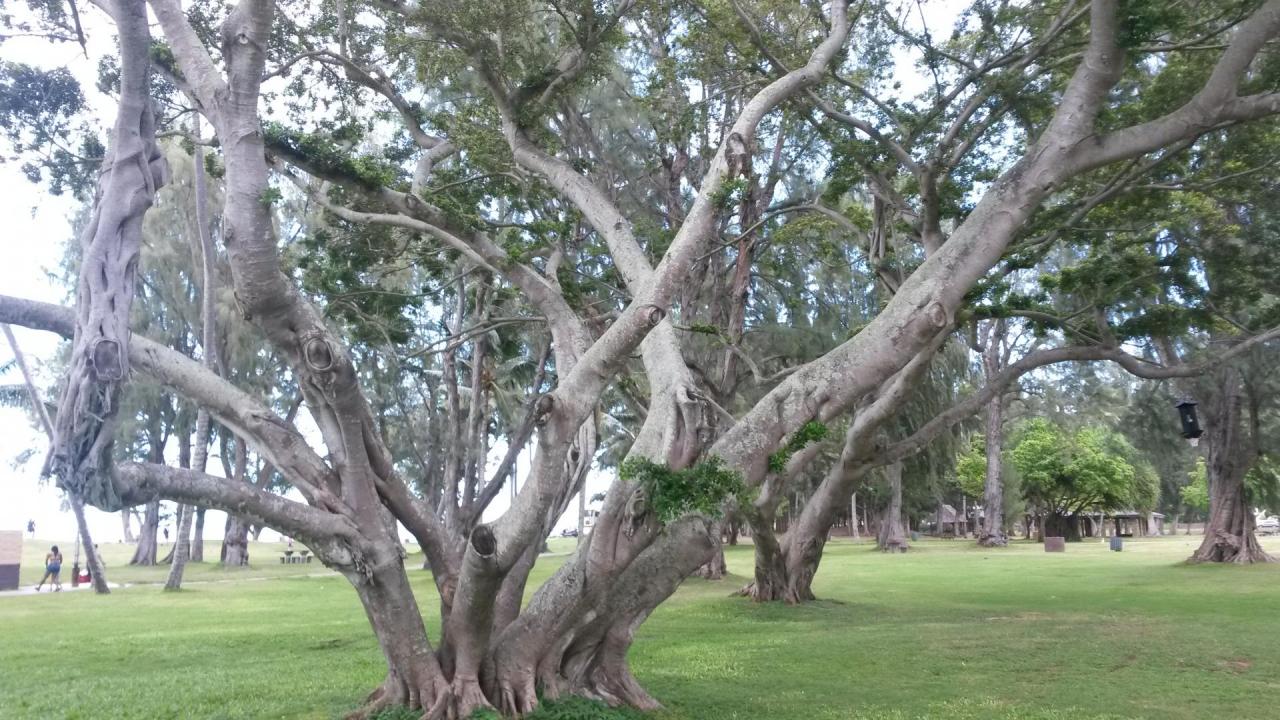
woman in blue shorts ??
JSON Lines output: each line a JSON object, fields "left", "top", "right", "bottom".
{"left": 36, "top": 545, "right": 62, "bottom": 592}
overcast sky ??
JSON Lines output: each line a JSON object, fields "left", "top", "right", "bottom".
{"left": 0, "top": 1, "right": 961, "bottom": 550}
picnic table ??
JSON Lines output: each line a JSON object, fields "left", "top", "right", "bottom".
{"left": 279, "top": 549, "right": 313, "bottom": 564}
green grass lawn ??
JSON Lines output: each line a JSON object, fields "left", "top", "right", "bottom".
{"left": 1, "top": 534, "right": 1278, "bottom": 719}
{"left": 14, "top": 536, "right": 583, "bottom": 587}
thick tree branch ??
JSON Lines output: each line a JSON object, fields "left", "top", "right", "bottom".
{"left": 1068, "top": 0, "right": 1280, "bottom": 173}
{"left": 882, "top": 326, "right": 1280, "bottom": 465}
{"left": 116, "top": 462, "right": 359, "bottom": 549}
{"left": 0, "top": 294, "right": 341, "bottom": 509}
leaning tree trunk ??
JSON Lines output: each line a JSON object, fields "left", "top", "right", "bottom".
{"left": 877, "top": 462, "right": 909, "bottom": 552}
{"left": 1, "top": 323, "right": 110, "bottom": 594}
{"left": 1189, "top": 367, "right": 1274, "bottom": 564}
{"left": 70, "top": 494, "right": 110, "bottom": 594}
{"left": 164, "top": 503, "right": 194, "bottom": 588}
{"left": 765, "top": 457, "right": 876, "bottom": 603}
{"left": 977, "top": 395, "right": 1008, "bottom": 547}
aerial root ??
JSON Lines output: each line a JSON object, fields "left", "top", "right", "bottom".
{"left": 346, "top": 667, "right": 452, "bottom": 720}
{"left": 497, "top": 674, "right": 539, "bottom": 718}
{"left": 448, "top": 676, "right": 494, "bottom": 720}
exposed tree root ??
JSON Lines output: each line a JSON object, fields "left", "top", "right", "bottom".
{"left": 1189, "top": 531, "right": 1276, "bottom": 564}
{"left": 578, "top": 664, "right": 663, "bottom": 711}
{"left": 495, "top": 672, "right": 539, "bottom": 718}
{"left": 976, "top": 533, "right": 1008, "bottom": 548}
{"left": 346, "top": 668, "right": 451, "bottom": 720}
{"left": 735, "top": 579, "right": 812, "bottom": 604}
{"left": 449, "top": 676, "right": 493, "bottom": 719}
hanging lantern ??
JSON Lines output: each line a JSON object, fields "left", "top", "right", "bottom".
{"left": 1175, "top": 399, "right": 1203, "bottom": 447}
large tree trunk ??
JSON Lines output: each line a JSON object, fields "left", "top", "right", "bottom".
{"left": 766, "top": 461, "right": 875, "bottom": 604}
{"left": 977, "top": 396, "right": 1007, "bottom": 547}
{"left": 741, "top": 511, "right": 787, "bottom": 600}
{"left": 976, "top": 319, "right": 1008, "bottom": 547}
{"left": 877, "top": 462, "right": 909, "bottom": 552}
{"left": 221, "top": 515, "right": 251, "bottom": 567}
{"left": 339, "top": 538, "right": 452, "bottom": 720}
{"left": 1189, "top": 367, "right": 1274, "bottom": 564}
{"left": 487, "top": 516, "right": 717, "bottom": 715}
{"left": 130, "top": 499, "right": 160, "bottom": 565}
{"left": 1044, "top": 512, "right": 1081, "bottom": 541}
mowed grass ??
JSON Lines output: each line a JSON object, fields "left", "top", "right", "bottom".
{"left": 1, "top": 534, "right": 1278, "bottom": 719}
{"left": 15, "top": 537, "right": 581, "bottom": 587}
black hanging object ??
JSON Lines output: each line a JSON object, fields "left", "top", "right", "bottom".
{"left": 1175, "top": 399, "right": 1203, "bottom": 445}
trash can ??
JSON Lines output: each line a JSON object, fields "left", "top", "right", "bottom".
{"left": 910, "top": 531, "right": 920, "bottom": 542}
{"left": 1109, "top": 536, "right": 1123, "bottom": 552}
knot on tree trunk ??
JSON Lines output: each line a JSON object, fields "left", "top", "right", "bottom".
{"left": 644, "top": 305, "right": 666, "bottom": 327}
{"left": 469, "top": 524, "right": 497, "bottom": 558}
{"left": 302, "top": 332, "right": 336, "bottom": 371}
{"left": 534, "top": 393, "right": 556, "bottom": 425}
{"left": 622, "top": 485, "right": 649, "bottom": 538}
{"left": 89, "top": 338, "right": 126, "bottom": 382}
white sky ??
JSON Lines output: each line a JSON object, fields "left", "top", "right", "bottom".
{"left": 0, "top": 1, "right": 962, "bottom": 547}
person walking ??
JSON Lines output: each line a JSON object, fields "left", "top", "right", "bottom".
{"left": 26, "top": 519, "right": 34, "bottom": 537}
{"left": 35, "top": 545, "right": 63, "bottom": 592}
